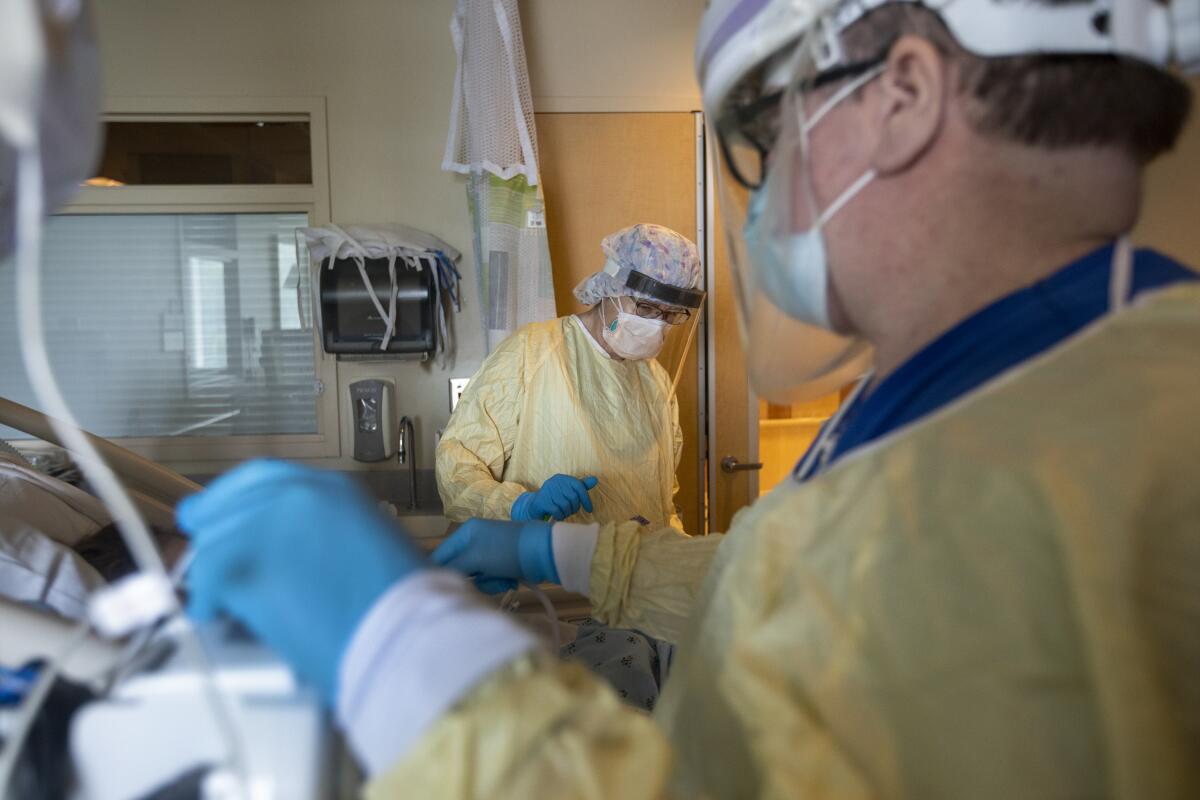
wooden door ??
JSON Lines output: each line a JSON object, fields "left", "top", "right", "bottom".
{"left": 536, "top": 112, "right": 705, "bottom": 534}
{"left": 705, "top": 187, "right": 755, "bottom": 534}
{"left": 704, "top": 148, "right": 847, "bottom": 533}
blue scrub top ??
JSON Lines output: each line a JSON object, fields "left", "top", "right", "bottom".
{"left": 798, "top": 244, "right": 1198, "bottom": 480}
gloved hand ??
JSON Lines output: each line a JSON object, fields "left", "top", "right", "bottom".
{"left": 432, "top": 518, "right": 556, "bottom": 594}
{"left": 510, "top": 474, "right": 599, "bottom": 521}
{"left": 177, "top": 459, "right": 427, "bottom": 704}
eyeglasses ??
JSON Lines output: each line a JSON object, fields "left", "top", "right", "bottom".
{"left": 633, "top": 300, "right": 692, "bottom": 325}
{"left": 718, "top": 56, "right": 887, "bottom": 191}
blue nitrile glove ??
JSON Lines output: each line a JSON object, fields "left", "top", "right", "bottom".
{"left": 510, "top": 474, "right": 599, "bottom": 521}
{"left": 432, "top": 519, "right": 556, "bottom": 594}
{"left": 177, "top": 460, "right": 427, "bottom": 705}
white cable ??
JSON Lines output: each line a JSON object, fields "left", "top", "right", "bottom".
{"left": 15, "top": 147, "right": 163, "bottom": 576}
{"left": 329, "top": 224, "right": 396, "bottom": 351}
{"left": 385, "top": 253, "right": 398, "bottom": 350}
{"left": 13, "top": 145, "right": 251, "bottom": 793}
{"left": 519, "top": 581, "right": 562, "bottom": 650}
{"left": 0, "top": 620, "right": 90, "bottom": 796}
{"left": 292, "top": 228, "right": 311, "bottom": 330}
{"left": 171, "top": 546, "right": 196, "bottom": 587}
{"left": 424, "top": 253, "right": 449, "bottom": 364}
{"left": 296, "top": 272, "right": 307, "bottom": 331}
{"left": 498, "top": 588, "right": 518, "bottom": 613}
{"left": 1109, "top": 236, "right": 1134, "bottom": 312}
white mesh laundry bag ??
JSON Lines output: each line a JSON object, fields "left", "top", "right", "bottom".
{"left": 466, "top": 174, "right": 557, "bottom": 352}
{"left": 443, "top": 0, "right": 538, "bottom": 183}
{"left": 444, "top": 0, "right": 557, "bottom": 354}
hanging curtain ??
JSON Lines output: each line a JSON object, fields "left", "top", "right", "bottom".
{"left": 443, "top": 0, "right": 557, "bottom": 354}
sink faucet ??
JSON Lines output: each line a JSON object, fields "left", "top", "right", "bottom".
{"left": 398, "top": 415, "right": 417, "bottom": 511}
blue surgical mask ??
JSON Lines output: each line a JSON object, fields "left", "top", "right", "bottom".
{"left": 743, "top": 169, "right": 874, "bottom": 329}
{"left": 743, "top": 187, "right": 832, "bottom": 328}
{"left": 740, "top": 66, "right": 882, "bottom": 331}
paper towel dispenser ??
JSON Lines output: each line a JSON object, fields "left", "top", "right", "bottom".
{"left": 318, "top": 256, "right": 436, "bottom": 357}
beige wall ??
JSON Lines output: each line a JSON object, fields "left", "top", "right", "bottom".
{"left": 92, "top": 0, "right": 705, "bottom": 475}
{"left": 524, "top": 0, "right": 703, "bottom": 111}
{"left": 1135, "top": 75, "right": 1200, "bottom": 263}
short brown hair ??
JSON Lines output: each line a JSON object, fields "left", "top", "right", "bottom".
{"left": 842, "top": 2, "right": 1193, "bottom": 162}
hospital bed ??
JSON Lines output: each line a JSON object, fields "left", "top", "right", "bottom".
{"left": 0, "top": 397, "right": 347, "bottom": 799}
{"left": 0, "top": 396, "right": 586, "bottom": 798}
{"left": 0, "top": 396, "right": 200, "bottom": 529}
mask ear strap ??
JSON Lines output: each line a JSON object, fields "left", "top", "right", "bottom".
{"left": 815, "top": 168, "right": 876, "bottom": 227}
{"left": 802, "top": 64, "right": 884, "bottom": 132}
{"left": 606, "top": 297, "right": 622, "bottom": 329}
{"left": 1108, "top": 236, "right": 1134, "bottom": 311}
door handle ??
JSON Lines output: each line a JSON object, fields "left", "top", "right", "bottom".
{"left": 721, "top": 456, "right": 764, "bottom": 474}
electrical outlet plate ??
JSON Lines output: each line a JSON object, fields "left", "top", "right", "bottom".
{"left": 450, "top": 378, "right": 470, "bottom": 412}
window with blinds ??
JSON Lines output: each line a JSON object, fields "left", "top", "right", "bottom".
{"left": 0, "top": 212, "right": 319, "bottom": 440}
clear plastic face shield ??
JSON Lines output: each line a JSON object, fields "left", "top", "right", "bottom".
{"left": 599, "top": 269, "right": 706, "bottom": 396}
{"left": 712, "top": 22, "right": 880, "bottom": 403}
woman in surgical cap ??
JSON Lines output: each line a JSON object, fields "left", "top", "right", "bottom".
{"left": 434, "top": 222, "right": 704, "bottom": 533}
{"left": 432, "top": 223, "right": 704, "bottom": 710}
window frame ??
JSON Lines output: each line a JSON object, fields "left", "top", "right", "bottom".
{"left": 54, "top": 96, "right": 339, "bottom": 462}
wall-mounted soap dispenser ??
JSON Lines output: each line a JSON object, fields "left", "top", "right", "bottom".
{"left": 349, "top": 379, "right": 396, "bottom": 462}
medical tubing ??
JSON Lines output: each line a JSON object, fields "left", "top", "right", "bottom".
{"left": 0, "top": 620, "right": 91, "bottom": 796}
{"left": 520, "top": 581, "right": 562, "bottom": 650}
{"left": 16, "top": 146, "right": 162, "bottom": 576}
{"left": 103, "top": 621, "right": 160, "bottom": 694}
{"left": 497, "top": 583, "right": 561, "bottom": 649}
{"left": 14, "top": 146, "right": 251, "bottom": 791}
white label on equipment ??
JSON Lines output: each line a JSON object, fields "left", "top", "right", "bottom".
{"left": 525, "top": 209, "right": 546, "bottom": 229}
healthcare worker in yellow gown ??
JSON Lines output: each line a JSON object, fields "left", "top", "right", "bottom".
{"left": 436, "top": 222, "right": 704, "bottom": 531}
{"left": 181, "top": 0, "right": 1200, "bottom": 796}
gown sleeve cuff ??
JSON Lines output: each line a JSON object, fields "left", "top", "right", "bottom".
{"left": 336, "top": 569, "right": 540, "bottom": 776}
{"left": 551, "top": 522, "right": 599, "bottom": 596}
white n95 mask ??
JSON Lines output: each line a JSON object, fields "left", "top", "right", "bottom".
{"left": 602, "top": 300, "right": 669, "bottom": 360}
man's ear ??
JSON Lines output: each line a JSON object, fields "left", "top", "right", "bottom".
{"left": 870, "top": 35, "right": 949, "bottom": 175}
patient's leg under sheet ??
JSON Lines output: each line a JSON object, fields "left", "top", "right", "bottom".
{"left": 560, "top": 620, "right": 674, "bottom": 713}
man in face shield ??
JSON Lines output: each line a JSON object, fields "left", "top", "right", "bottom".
{"left": 179, "top": 0, "right": 1200, "bottom": 796}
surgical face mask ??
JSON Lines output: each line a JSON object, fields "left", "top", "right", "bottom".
{"left": 741, "top": 66, "right": 881, "bottom": 330}
{"left": 601, "top": 299, "right": 670, "bottom": 360}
